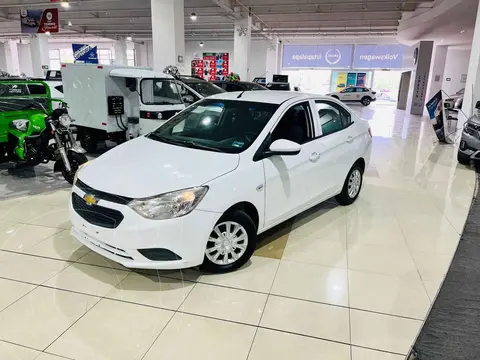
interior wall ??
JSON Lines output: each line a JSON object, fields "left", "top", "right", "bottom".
{"left": 18, "top": 43, "right": 33, "bottom": 76}
{"left": 184, "top": 39, "right": 268, "bottom": 79}
{"left": 0, "top": 44, "right": 7, "bottom": 72}
{"left": 442, "top": 47, "right": 471, "bottom": 95}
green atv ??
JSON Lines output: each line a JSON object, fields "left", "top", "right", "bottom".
{"left": 0, "top": 80, "right": 88, "bottom": 184}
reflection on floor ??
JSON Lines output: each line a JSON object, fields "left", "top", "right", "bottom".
{"left": 0, "top": 104, "right": 476, "bottom": 360}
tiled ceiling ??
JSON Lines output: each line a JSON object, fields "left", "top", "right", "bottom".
{"left": 0, "top": 0, "right": 434, "bottom": 41}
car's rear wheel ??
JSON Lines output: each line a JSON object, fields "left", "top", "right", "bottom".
{"left": 336, "top": 164, "right": 363, "bottom": 206}
{"left": 200, "top": 210, "right": 257, "bottom": 273}
{"left": 361, "top": 97, "right": 372, "bottom": 106}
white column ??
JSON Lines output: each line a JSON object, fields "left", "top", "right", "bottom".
{"left": 265, "top": 37, "right": 279, "bottom": 83}
{"left": 18, "top": 43, "right": 33, "bottom": 77}
{"left": 151, "top": 0, "right": 185, "bottom": 72}
{"left": 408, "top": 41, "right": 434, "bottom": 115}
{"left": 462, "top": 0, "right": 480, "bottom": 126}
{"left": 234, "top": 15, "right": 252, "bottom": 81}
{"left": 30, "top": 34, "right": 49, "bottom": 77}
{"left": 426, "top": 44, "right": 448, "bottom": 100}
{"left": 4, "top": 40, "right": 20, "bottom": 75}
{"left": 134, "top": 43, "right": 148, "bottom": 67}
{"left": 114, "top": 37, "right": 128, "bottom": 66}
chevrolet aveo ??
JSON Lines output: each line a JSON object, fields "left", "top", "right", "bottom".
{"left": 70, "top": 91, "right": 372, "bottom": 273}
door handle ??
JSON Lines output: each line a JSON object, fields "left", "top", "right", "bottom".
{"left": 309, "top": 152, "right": 320, "bottom": 163}
{"left": 347, "top": 136, "right": 354, "bottom": 144}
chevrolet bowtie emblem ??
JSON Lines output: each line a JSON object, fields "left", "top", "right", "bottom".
{"left": 83, "top": 194, "right": 98, "bottom": 206}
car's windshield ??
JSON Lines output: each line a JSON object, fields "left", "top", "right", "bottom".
{"left": 141, "top": 79, "right": 183, "bottom": 105}
{"left": 182, "top": 80, "right": 226, "bottom": 97}
{"left": 147, "top": 99, "right": 279, "bottom": 154}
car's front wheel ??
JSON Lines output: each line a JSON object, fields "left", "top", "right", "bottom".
{"left": 336, "top": 164, "right": 364, "bottom": 205}
{"left": 457, "top": 151, "right": 471, "bottom": 165}
{"left": 361, "top": 97, "right": 372, "bottom": 106}
{"left": 200, "top": 210, "right": 257, "bottom": 273}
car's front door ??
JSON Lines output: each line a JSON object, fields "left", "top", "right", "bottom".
{"left": 340, "top": 87, "right": 355, "bottom": 101}
{"left": 262, "top": 101, "right": 324, "bottom": 227}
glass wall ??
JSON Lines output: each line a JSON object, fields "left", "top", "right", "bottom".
{"left": 282, "top": 69, "right": 331, "bottom": 94}
{"left": 372, "top": 70, "right": 402, "bottom": 103}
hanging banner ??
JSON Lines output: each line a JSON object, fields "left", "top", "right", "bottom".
{"left": 72, "top": 44, "right": 99, "bottom": 64}
{"left": 20, "top": 8, "right": 59, "bottom": 34}
{"left": 282, "top": 45, "right": 353, "bottom": 69}
{"left": 347, "top": 73, "right": 357, "bottom": 87}
{"left": 354, "top": 44, "right": 405, "bottom": 69}
{"left": 356, "top": 73, "right": 367, "bottom": 87}
{"left": 191, "top": 53, "right": 229, "bottom": 80}
{"left": 335, "top": 72, "right": 347, "bottom": 92}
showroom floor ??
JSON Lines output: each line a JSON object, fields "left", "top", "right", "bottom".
{"left": 0, "top": 104, "right": 476, "bottom": 360}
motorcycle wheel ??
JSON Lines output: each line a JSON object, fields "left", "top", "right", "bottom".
{"left": 59, "top": 152, "right": 89, "bottom": 184}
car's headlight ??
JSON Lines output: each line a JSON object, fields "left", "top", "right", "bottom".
{"left": 11, "top": 120, "right": 29, "bottom": 132}
{"left": 73, "top": 161, "right": 91, "bottom": 186}
{"left": 59, "top": 114, "right": 72, "bottom": 128}
{"left": 129, "top": 187, "right": 209, "bottom": 220}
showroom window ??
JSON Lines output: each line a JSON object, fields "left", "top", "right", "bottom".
{"left": 271, "top": 102, "right": 314, "bottom": 145}
{"left": 98, "top": 49, "right": 113, "bottom": 65}
{"left": 59, "top": 48, "right": 74, "bottom": 64}
{"left": 315, "top": 101, "right": 351, "bottom": 136}
{"left": 49, "top": 49, "right": 61, "bottom": 70}
{"left": 127, "top": 49, "right": 135, "bottom": 66}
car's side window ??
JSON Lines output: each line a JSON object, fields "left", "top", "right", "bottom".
{"left": 344, "top": 88, "right": 355, "bottom": 93}
{"left": 315, "top": 101, "right": 352, "bottom": 136}
{"left": 271, "top": 102, "right": 314, "bottom": 145}
{"left": 226, "top": 83, "right": 242, "bottom": 92}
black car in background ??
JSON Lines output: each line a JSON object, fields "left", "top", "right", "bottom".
{"left": 178, "top": 75, "right": 226, "bottom": 98}
{"left": 211, "top": 80, "right": 268, "bottom": 92}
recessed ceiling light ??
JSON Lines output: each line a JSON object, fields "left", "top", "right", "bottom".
{"left": 460, "top": 29, "right": 465, "bottom": 33}
{"left": 199, "top": 41, "right": 204, "bottom": 47}
{"left": 61, "top": 0, "right": 70, "bottom": 8}
{"left": 45, "top": 31, "right": 51, "bottom": 36}
{"left": 67, "top": 20, "right": 72, "bottom": 26}
{"left": 126, "top": 36, "right": 132, "bottom": 41}
{"left": 190, "top": 12, "right": 197, "bottom": 21}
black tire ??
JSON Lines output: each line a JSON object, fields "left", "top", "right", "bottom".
{"left": 79, "top": 131, "right": 97, "bottom": 153}
{"left": 200, "top": 210, "right": 257, "bottom": 273}
{"left": 60, "top": 152, "right": 88, "bottom": 184}
{"left": 361, "top": 97, "right": 372, "bottom": 106}
{"left": 336, "top": 164, "right": 364, "bottom": 206}
{"left": 457, "top": 151, "right": 471, "bottom": 165}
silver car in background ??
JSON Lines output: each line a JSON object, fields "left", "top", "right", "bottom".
{"left": 458, "top": 100, "right": 480, "bottom": 165}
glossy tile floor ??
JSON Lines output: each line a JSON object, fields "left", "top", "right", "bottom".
{"left": 0, "top": 103, "right": 476, "bottom": 360}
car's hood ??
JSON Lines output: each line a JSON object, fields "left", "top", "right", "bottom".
{"left": 78, "top": 136, "right": 239, "bottom": 198}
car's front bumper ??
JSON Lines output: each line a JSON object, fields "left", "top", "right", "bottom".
{"left": 69, "top": 186, "right": 221, "bottom": 270}
{"left": 459, "top": 130, "right": 480, "bottom": 159}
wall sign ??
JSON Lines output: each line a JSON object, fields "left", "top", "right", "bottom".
{"left": 20, "top": 8, "right": 59, "bottom": 34}
{"left": 460, "top": 74, "right": 467, "bottom": 83}
{"left": 72, "top": 44, "right": 99, "bottom": 64}
{"left": 353, "top": 44, "right": 405, "bottom": 69}
{"left": 282, "top": 45, "right": 353, "bottom": 69}
{"left": 191, "top": 53, "right": 229, "bottom": 80}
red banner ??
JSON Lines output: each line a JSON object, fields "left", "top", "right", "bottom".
{"left": 20, "top": 8, "right": 59, "bottom": 34}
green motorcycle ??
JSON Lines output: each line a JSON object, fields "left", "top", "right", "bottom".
{"left": 0, "top": 80, "right": 88, "bottom": 184}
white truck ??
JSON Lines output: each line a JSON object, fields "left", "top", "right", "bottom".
{"left": 61, "top": 63, "right": 219, "bottom": 152}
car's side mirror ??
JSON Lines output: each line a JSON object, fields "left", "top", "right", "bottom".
{"left": 267, "top": 139, "right": 301, "bottom": 157}
{"left": 475, "top": 100, "right": 480, "bottom": 109}
{"left": 182, "top": 95, "right": 195, "bottom": 104}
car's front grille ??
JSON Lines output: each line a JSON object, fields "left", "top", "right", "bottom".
{"left": 72, "top": 193, "right": 124, "bottom": 229}
{"left": 76, "top": 180, "right": 133, "bottom": 205}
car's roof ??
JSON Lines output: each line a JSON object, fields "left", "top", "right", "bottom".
{"left": 208, "top": 91, "right": 314, "bottom": 104}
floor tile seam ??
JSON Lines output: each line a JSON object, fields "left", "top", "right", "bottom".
{"left": 0, "top": 339, "right": 73, "bottom": 360}
{"left": 244, "top": 258, "right": 283, "bottom": 360}
{"left": 0, "top": 226, "right": 69, "bottom": 255}
{"left": 139, "top": 281, "right": 197, "bottom": 360}
{"left": 274, "top": 257, "right": 347, "bottom": 270}
{"left": 0, "top": 220, "right": 65, "bottom": 232}
{"left": 0, "top": 273, "right": 427, "bottom": 322}
{"left": 0, "top": 279, "right": 40, "bottom": 314}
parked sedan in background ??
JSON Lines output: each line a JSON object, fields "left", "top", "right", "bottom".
{"left": 70, "top": 91, "right": 372, "bottom": 273}
{"left": 211, "top": 80, "right": 267, "bottom": 92}
{"left": 327, "top": 86, "right": 377, "bottom": 106}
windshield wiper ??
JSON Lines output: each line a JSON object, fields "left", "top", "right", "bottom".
{"left": 182, "top": 141, "right": 224, "bottom": 152}
{"left": 147, "top": 133, "right": 181, "bottom": 145}
{"left": 148, "top": 134, "right": 224, "bottom": 152}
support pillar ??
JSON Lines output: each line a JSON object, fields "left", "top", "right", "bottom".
{"left": 30, "top": 34, "right": 49, "bottom": 77}
{"left": 462, "top": 0, "right": 480, "bottom": 126}
{"left": 114, "top": 38, "right": 128, "bottom": 66}
{"left": 234, "top": 14, "right": 252, "bottom": 81}
{"left": 265, "top": 36, "right": 279, "bottom": 83}
{"left": 134, "top": 43, "right": 148, "bottom": 67}
{"left": 4, "top": 40, "right": 20, "bottom": 75}
{"left": 426, "top": 45, "right": 448, "bottom": 100}
{"left": 408, "top": 41, "right": 434, "bottom": 115}
{"left": 151, "top": 0, "right": 185, "bottom": 72}
{"left": 18, "top": 43, "right": 33, "bottom": 77}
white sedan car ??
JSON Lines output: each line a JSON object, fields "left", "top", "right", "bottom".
{"left": 327, "top": 86, "right": 377, "bottom": 106}
{"left": 70, "top": 92, "right": 372, "bottom": 273}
